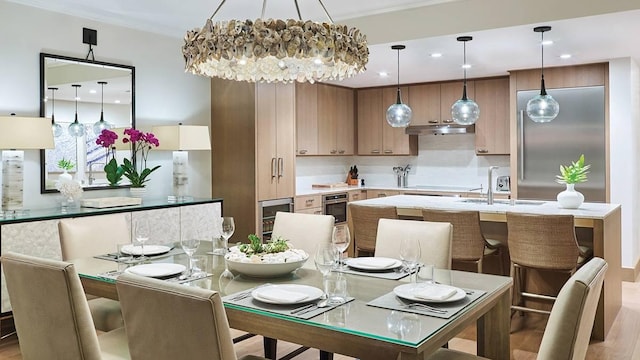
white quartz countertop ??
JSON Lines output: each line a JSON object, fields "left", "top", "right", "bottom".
{"left": 296, "top": 185, "right": 510, "bottom": 196}
{"left": 349, "top": 194, "right": 620, "bottom": 219}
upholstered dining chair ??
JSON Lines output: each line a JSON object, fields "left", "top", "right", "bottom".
{"left": 58, "top": 213, "right": 129, "bottom": 332}
{"left": 348, "top": 204, "right": 398, "bottom": 257}
{"left": 375, "top": 218, "right": 453, "bottom": 270}
{"left": 422, "top": 209, "right": 504, "bottom": 274}
{"left": 0, "top": 252, "right": 130, "bottom": 360}
{"left": 424, "top": 257, "right": 607, "bottom": 360}
{"left": 271, "top": 211, "right": 335, "bottom": 264}
{"left": 116, "top": 272, "right": 267, "bottom": 360}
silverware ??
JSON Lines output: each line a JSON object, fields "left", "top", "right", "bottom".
{"left": 296, "top": 299, "right": 330, "bottom": 315}
{"left": 290, "top": 303, "right": 316, "bottom": 314}
{"left": 401, "top": 303, "right": 447, "bottom": 314}
{"left": 229, "top": 283, "right": 272, "bottom": 301}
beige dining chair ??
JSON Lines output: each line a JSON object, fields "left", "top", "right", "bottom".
{"left": 348, "top": 204, "right": 398, "bottom": 257}
{"left": 115, "top": 272, "right": 267, "bottom": 360}
{"left": 425, "top": 257, "right": 607, "bottom": 360}
{"left": 271, "top": 211, "right": 335, "bottom": 262}
{"left": 0, "top": 252, "right": 130, "bottom": 360}
{"left": 375, "top": 218, "right": 453, "bottom": 270}
{"left": 58, "top": 213, "right": 129, "bottom": 332}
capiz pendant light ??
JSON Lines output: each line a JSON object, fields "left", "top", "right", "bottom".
{"left": 386, "top": 45, "right": 412, "bottom": 128}
{"left": 526, "top": 26, "right": 559, "bottom": 123}
{"left": 68, "top": 84, "right": 85, "bottom": 137}
{"left": 451, "top": 36, "right": 479, "bottom": 125}
{"left": 48, "top": 87, "right": 63, "bottom": 137}
{"left": 93, "top": 81, "right": 112, "bottom": 134}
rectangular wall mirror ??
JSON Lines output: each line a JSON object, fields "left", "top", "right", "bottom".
{"left": 39, "top": 53, "right": 135, "bottom": 193}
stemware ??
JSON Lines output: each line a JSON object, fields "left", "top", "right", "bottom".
{"left": 314, "top": 243, "right": 336, "bottom": 277}
{"left": 399, "top": 237, "right": 421, "bottom": 283}
{"left": 134, "top": 219, "right": 150, "bottom": 262}
{"left": 220, "top": 217, "right": 235, "bottom": 253}
{"left": 180, "top": 237, "right": 201, "bottom": 276}
{"left": 331, "top": 226, "right": 351, "bottom": 270}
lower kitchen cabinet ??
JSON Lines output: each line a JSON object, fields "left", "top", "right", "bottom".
{"left": 366, "top": 190, "right": 400, "bottom": 198}
{"left": 295, "top": 194, "right": 323, "bottom": 215}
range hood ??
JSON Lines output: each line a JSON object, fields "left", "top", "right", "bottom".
{"left": 405, "top": 124, "right": 475, "bottom": 135}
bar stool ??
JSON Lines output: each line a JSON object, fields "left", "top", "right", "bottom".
{"left": 507, "top": 212, "right": 593, "bottom": 316}
{"left": 348, "top": 204, "right": 398, "bottom": 257}
{"left": 422, "top": 209, "right": 504, "bottom": 274}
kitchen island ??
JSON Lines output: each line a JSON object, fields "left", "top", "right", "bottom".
{"left": 349, "top": 194, "right": 621, "bottom": 340}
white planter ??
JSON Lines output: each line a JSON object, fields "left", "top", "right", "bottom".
{"left": 557, "top": 183, "right": 584, "bottom": 209}
{"left": 59, "top": 170, "right": 72, "bottom": 181}
{"left": 129, "top": 187, "right": 147, "bottom": 199}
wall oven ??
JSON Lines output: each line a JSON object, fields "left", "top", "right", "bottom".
{"left": 323, "top": 193, "right": 348, "bottom": 224}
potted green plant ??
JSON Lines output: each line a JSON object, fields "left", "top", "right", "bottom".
{"left": 57, "top": 158, "right": 75, "bottom": 180}
{"left": 555, "top": 154, "right": 590, "bottom": 209}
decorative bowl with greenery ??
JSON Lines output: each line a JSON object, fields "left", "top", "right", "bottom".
{"left": 555, "top": 154, "right": 590, "bottom": 185}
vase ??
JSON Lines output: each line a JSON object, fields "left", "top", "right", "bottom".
{"left": 129, "top": 187, "right": 146, "bottom": 199}
{"left": 557, "top": 183, "right": 584, "bottom": 209}
{"left": 60, "top": 195, "right": 78, "bottom": 211}
{"left": 59, "top": 170, "right": 72, "bottom": 181}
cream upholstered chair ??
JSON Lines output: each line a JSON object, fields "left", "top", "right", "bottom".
{"left": 424, "top": 257, "right": 607, "bottom": 360}
{"left": 0, "top": 252, "right": 130, "bottom": 360}
{"left": 116, "top": 272, "right": 266, "bottom": 360}
{"left": 375, "top": 218, "right": 453, "bottom": 270}
{"left": 422, "top": 209, "right": 504, "bottom": 274}
{"left": 348, "top": 204, "right": 398, "bottom": 257}
{"left": 58, "top": 213, "right": 129, "bottom": 332}
{"left": 271, "top": 211, "right": 335, "bottom": 264}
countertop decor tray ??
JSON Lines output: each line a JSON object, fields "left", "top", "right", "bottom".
{"left": 312, "top": 183, "right": 349, "bottom": 189}
{"left": 81, "top": 197, "right": 143, "bottom": 208}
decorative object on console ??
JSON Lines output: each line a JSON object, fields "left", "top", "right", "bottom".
{"left": 92, "top": 81, "right": 112, "bottom": 135}
{"left": 47, "top": 87, "right": 63, "bottom": 137}
{"left": 556, "top": 154, "right": 590, "bottom": 209}
{"left": 451, "top": 36, "right": 480, "bottom": 125}
{"left": 68, "top": 84, "right": 85, "bottom": 137}
{"left": 55, "top": 177, "right": 83, "bottom": 209}
{"left": 0, "top": 115, "right": 55, "bottom": 211}
{"left": 57, "top": 158, "right": 75, "bottom": 181}
{"left": 526, "top": 26, "right": 560, "bottom": 123}
{"left": 347, "top": 165, "right": 358, "bottom": 185}
{"left": 386, "top": 45, "right": 412, "bottom": 128}
{"left": 181, "top": 0, "right": 368, "bottom": 83}
{"left": 152, "top": 124, "right": 211, "bottom": 202}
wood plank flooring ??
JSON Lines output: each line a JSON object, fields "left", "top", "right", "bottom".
{"left": 2, "top": 281, "right": 639, "bottom": 359}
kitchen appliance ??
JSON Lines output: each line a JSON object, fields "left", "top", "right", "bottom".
{"left": 517, "top": 86, "right": 605, "bottom": 201}
{"left": 259, "top": 198, "right": 294, "bottom": 240}
{"left": 323, "top": 192, "right": 348, "bottom": 224}
{"left": 496, "top": 176, "right": 510, "bottom": 192}
{"left": 405, "top": 123, "right": 475, "bottom": 135}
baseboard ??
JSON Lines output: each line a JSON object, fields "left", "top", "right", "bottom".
{"left": 621, "top": 258, "right": 640, "bottom": 282}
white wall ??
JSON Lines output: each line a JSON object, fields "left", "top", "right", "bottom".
{"left": 0, "top": 1, "right": 211, "bottom": 208}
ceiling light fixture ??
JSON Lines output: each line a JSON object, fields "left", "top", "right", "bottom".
{"left": 526, "top": 26, "right": 559, "bottom": 123}
{"left": 48, "top": 87, "right": 63, "bottom": 137}
{"left": 560, "top": 54, "right": 572, "bottom": 59}
{"left": 182, "top": 0, "right": 369, "bottom": 83}
{"left": 68, "top": 84, "right": 85, "bottom": 137}
{"left": 386, "top": 45, "right": 412, "bottom": 128}
{"left": 430, "top": 53, "right": 442, "bottom": 58}
{"left": 451, "top": 36, "right": 479, "bottom": 125}
{"left": 93, "top": 81, "right": 112, "bottom": 135}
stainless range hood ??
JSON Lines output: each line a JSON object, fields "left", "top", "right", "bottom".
{"left": 405, "top": 124, "right": 475, "bottom": 135}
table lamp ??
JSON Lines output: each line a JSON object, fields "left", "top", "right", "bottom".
{"left": 152, "top": 124, "right": 211, "bottom": 202}
{"left": 0, "top": 116, "right": 55, "bottom": 212}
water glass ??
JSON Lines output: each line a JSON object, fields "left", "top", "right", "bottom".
{"left": 135, "top": 219, "right": 150, "bottom": 261}
{"left": 191, "top": 255, "right": 208, "bottom": 277}
{"left": 314, "top": 243, "right": 336, "bottom": 277}
{"left": 324, "top": 273, "right": 347, "bottom": 305}
{"left": 416, "top": 264, "right": 435, "bottom": 284}
{"left": 331, "top": 226, "right": 351, "bottom": 270}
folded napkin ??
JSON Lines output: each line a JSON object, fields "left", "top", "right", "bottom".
{"left": 351, "top": 257, "right": 397, "bottom": 269}
{"left": 413, "top": 284, "right": 458, "bottom": 301}
{"left": 256, "top": 288, "right": 309, "bottom": 303}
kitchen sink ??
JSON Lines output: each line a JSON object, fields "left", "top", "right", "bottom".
{"left": 457, "top": 199, "right": 545, "bottom": 206}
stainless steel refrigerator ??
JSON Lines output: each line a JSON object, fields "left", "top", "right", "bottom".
{"left": 517, "top": 86, "right": 606, "bottom": 202}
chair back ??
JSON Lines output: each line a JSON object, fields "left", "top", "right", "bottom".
{"left": 348, "top": 204, "right": 398, "bottom": 254}
{"left": 507, "top": 212, "right": 580, "bottom": 270}
{"left": 0, "top": 252, "right": 102, "bottom": 359}
{"left": 116, "top": 273, "right": 237, "bottom": 360}
{"left": 422, "top": 209, "right": 486, "bottom": 262}
{"left": 271, "top": 212, "right": 335, "bottom": 260}
{"left": 58, "top": 213, "right": 130, "bottom": 260}
{"left": 375, "top": 219, "right": 453, "bottom": 269}
{"left": 537, "top": 257, "right": 607, "bottom": 360}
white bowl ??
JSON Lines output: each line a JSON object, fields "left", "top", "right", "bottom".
{"left": 225, "top": 256, "right": 308, "bottom": 278}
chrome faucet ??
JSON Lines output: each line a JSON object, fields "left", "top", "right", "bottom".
{"left": 88, "top": 162, "right": 105, "bottom": 185}
{"left": 487, "top": 166, "right": 499, "bottom": 205}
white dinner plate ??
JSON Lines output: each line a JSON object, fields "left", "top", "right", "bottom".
{"left": 251, "top": 284, "right": 324, "bottom": 305}
{"left": 125, "top": 263, "right": 186, "bottom": 278}
{"left": 120, "top": 244, "right": 172, "bottom": 256}
{"left": 346, "top": 257, "right": 402, "bottom": 271}
{"left": 393, "top": 283, "right": 467, "bottom": 303}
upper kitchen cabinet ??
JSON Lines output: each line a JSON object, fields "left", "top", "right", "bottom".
{"left": 407, "top": 81, "right": 474, "bottom": 125}
{"left": 440, "top": 80, "right": 475, "bottom": 125}
{"left": 318, "top": 84, "right": 355, "bottom": 155}
{"left": 357, "top": 87, "right": 418, "bottom": 156}
{"left": 510, "top": 63, "right": 606, "bottom": 91}
{"left": 295, "top": 82, "right": 318, "bottom": 155}
{"left": 474, "top": 77, "right": 510, "bottom": 155}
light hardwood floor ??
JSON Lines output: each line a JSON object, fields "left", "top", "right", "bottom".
{"left": 1, "top": 281, "right": 639, "bottom": 359}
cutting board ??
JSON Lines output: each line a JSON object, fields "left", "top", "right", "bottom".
{"left": 312, "top": 183, "right": 349, "bottom": 189}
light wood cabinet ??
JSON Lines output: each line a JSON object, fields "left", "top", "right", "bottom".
{"left": 295, "top": 82, "right": 318, "bottom": 155}
{"left": 474, "top": 77, "right": 510, "bottom": 155}
{"left": 334, "top": 86, "right": 355, "bottom": 155}
{"left": 366, "top": 189, "right": 400, "bottom": 198}
{"left": 440, "top": 80, "right": 474, "bottom": 125}
{"left": 348, "top": 190, "right": 366, "bottom": 202}
{"left": 295, "top": 194, "right": 323, "bottom": 215}
{"left": 407, "top": 83, "right": 440, "bottom": 125}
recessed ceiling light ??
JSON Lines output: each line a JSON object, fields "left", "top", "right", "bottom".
{"left": 541, "top": 40, "right": 553, "bottom": 46}
{"left": 378, "top": 71, "right": 389, "bottom": 77}
{"left": 89, "top": 89, "right": 97, "bottom": 94}
{"left": 560, "top": 54, "right": 572, "bottom": 59}
{"left": 430, "top": 53, "right": 442, "bottom": 58}
{"left": 114, "top": 100, "right": 121, "bottom": 104}
{"left": 462, "top": 64, "right": 471, "bottom": 69}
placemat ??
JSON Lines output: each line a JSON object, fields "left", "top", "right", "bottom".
{"left": 333, "top": 265, "right": 413, "bottom": 280}
{"left": 367, "top": 288, "right": 486, "bottom": 319}
{"left": 95, "top": 247, "right": 184, "bottom": 262}
{"left": 97, "top": 269, "right": 212, "bottom": 284}
{"left": 223, "top": 288, "right": 354, "bottom": 320}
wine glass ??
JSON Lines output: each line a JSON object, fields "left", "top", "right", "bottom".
{"left": 331, "top": 226, "right": 351, "bottom": 270}
{"left": 135, "top": 219, "right": 150, "bottom": 262}
{"left": 181, "top": 237, "right": 200, "bottom": 276}
{"left": 220, "top": 217, "right": 235, "bottom": 253}
{"left": 314, "top": 243, "right": 336, "bottom": 277}
{"left": 399, "top": 237, "right": 421, "bottom": 283}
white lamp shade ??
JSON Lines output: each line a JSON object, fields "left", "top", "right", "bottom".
{"left": 152, "top": 125, "right": 211, "bottom": 151}
{"left": 0, "top": 116, "right": 55, "bottom": 149}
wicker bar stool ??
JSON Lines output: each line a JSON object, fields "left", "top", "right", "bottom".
{"left": 422, "top": 209, "right": 504, "bottom": 274}
{"left": 348, "top": 204, "right": 398, "bottom": 257}
{"left": 507, "top": 212, "right": 593, "bottom": 316}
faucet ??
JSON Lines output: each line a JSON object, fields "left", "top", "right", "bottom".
{"left": 88, "top": 162, "right": 105, "bottom": 185}
{"left": 487, "top": 166, "right": 499, "bottom": 205}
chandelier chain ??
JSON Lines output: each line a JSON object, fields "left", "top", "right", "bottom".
{"left": 209, "top": 0, "right": 227, "bottom": 20}
{"left": 396, "top": 47, "right": 400, "bottom": 90}
{"left": 209, "top": 0, "right": 333, "bottom": 22}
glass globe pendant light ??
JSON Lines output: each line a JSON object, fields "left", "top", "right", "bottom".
{"left": 93, "top": 81, "right": 112, "bottom": 134}
{"left": 68, "top": 84, "right": 85, "bottom": 137}
{"left": 386, "top": 45, "right": 412, "bottom": 128}
{"left": 451, "top": 36, "right": 480, "bottom": 125}
{"left": 526, "top": 26, "right": 559, "bottom": 123}
{"left": 48, "top": 87, "right": 63, "bottom": 137}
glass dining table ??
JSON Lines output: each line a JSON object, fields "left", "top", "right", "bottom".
{"left": 72, "top": 242, "right": 512, "bottom": 360}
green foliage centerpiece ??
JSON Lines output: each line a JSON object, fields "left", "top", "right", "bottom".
{"left": 556, "top": 154, "right": 590, "bottom": 209}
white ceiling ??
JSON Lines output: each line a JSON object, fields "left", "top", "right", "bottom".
{"left": 9, "top": 0, "right": 640, "bottom": 88}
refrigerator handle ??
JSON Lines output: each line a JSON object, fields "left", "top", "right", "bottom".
{"left": 519, "top": 110, "right": 524, "bottom": 181}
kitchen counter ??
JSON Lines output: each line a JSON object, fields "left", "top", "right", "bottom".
{"left": 296, "top": 185, "right": 511, "bottom": 197}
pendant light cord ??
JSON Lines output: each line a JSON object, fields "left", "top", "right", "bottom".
{"left": 210, "top": 0, "right": 332, "bottom": 23}
{"left": 462, "top": 40, "right": 468, "bottom": 100}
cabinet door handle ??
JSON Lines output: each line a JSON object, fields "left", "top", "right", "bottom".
{"left": 278, "top": 157, "right": 284, "bottom": 178}
{"left": 271, "top": 158, "right": 277, "bottom": 179}
{"left": 371, "top": 150, "right": 380, "bottom": 154}
{"left": 443, "top": 119, "right": 453, "bottom": 124}
{"left": 428, "top": 120, "right": 439, "bottom": 124}
{"left": 477, "top": 149, "right": 488, "bottom": 153}
{"left": 314, "top": 210, "right": 322, "bottom": 215}
{"left": 305, "top": 199, "right": 314, "bottom": 206}
{"left": 330, "top": 150, "right": 337, "bottom": 154}
{"left": 384, "top": 150, "right": 393, "bottom": 154}
{"left": 338, "top": 150, "right": 345, "bottom": 154}
{"left": 299, "top": 149, "right": 307, "bottom": 154}
{"left": 378, "top": 194, "right": 387, "bottom": 197}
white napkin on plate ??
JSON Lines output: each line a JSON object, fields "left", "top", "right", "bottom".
{"left": 413, "top": 284, "right": 458, "bottom": 301}
{"left": 257, "top": 288, "right": 309, "bottom": 303}
{"left": 351, "top": 257, "right": 397, "bottom": 269}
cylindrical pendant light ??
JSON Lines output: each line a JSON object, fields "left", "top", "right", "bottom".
{"left": 386, "top": 45, "right": 412, "bottom": 128}
{"left": 451, "top": 36, "right": 480, "bottom": 125}
{"left": 68, "top": 84, "right": 85, "bottom": 137}
{"left": 48, "top": 87, "right": 63, "bottom": 137}
{"left": 93, "top": 81, "right": 112, "bottom": 134}
{"left": 526, "top": 26, "right": 559, "bottom": 123}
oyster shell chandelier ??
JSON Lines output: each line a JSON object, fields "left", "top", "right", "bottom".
{"left": 182, "top": 0, "right": 369, "bottom": 83}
